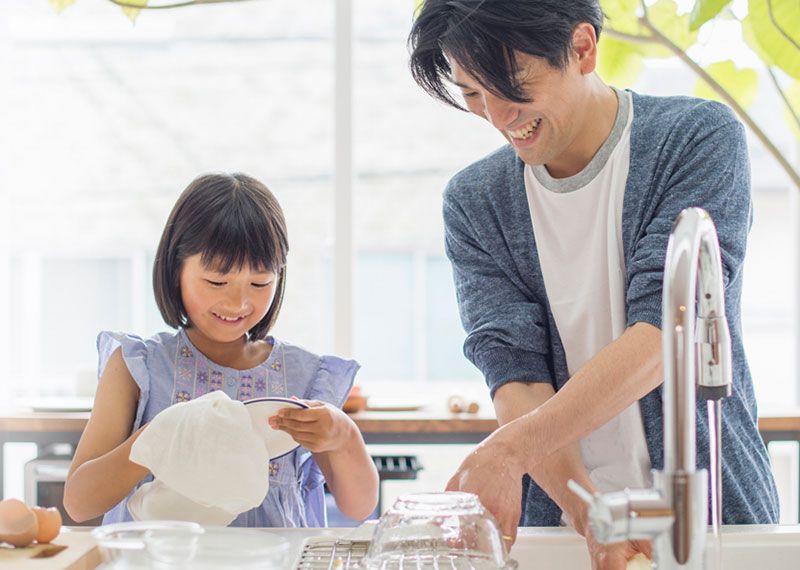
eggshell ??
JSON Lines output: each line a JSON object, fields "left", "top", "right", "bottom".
{"left": 627, "top": 553, "right": 653, "bottom": 570}
{"left": 0, "top": 498, "right": 38, "bottom": 547}
{"left": 32, "top": 506, "right": 62, "bottom": 543}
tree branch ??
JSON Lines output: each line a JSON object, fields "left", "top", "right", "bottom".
{"left": 768, "top": 66, "right": 800, "bottom": 133}
{"left": 105, "top": 0, "right": 258, "bottom": 9}
{"left": 636, "top": 14, "right": 800, "bottom": 190}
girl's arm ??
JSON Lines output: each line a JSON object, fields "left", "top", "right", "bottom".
{"left": 270, "top": 402, "right": 379, "bottom": 521}
{"left": 63, "top": 347, "right": 151, "bottom": 522}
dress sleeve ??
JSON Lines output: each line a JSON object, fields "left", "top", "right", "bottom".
{"left": 305, "top": 356, "right": 359, "bottom": 409}
{"left": 97, "top": 331, "right": 151, "bottom": 431}
{"left": 444, "top": 187, "right": 553, "bottom": 398}
{"left": 626, "top": 104, "right": 750, "bottom": 330}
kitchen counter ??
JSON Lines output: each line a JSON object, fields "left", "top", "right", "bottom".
{"left": 4, "top": 524, "right": 800, "bottom": 569}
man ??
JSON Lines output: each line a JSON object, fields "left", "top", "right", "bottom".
{"left": 407, "top": 1, "right": 779, "bottom": 568}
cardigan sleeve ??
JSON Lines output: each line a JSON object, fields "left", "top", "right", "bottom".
{"left": 443, "top": 182, "right": 553, "bottom": 398}
{"left": 626, "top": 104, "right": 751, "bottom": 330}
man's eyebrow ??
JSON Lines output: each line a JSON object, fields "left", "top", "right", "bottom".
{"left": 449, "top": 78, "right": 473, "bottom": 89}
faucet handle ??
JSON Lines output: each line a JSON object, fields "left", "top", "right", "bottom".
{"left": 567, "top": 480, "right": 674, "bottom": 544}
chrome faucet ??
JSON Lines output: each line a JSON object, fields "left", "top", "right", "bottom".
{"left": 570, "top": 207, "right": 732, "bottom": 569}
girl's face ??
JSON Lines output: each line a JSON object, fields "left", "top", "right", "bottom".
{"left": 179, "top": 253, "right": 278, "bottom": 343}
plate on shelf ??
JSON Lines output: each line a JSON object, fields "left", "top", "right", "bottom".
{"left": 16, "top": 397, "right": 94, "bottom": 413}
{"left": 365, "top": 399, "right": 426, "bottom": 412}
{"left": 244, "top": 397, "right": 309, "bottom": 459}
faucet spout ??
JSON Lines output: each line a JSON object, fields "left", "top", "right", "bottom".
{"left": 570, "top": 207, "right": 732, "bottom": 569}
{"left": 662, "top": 207, "right": 732, "bottom": 476}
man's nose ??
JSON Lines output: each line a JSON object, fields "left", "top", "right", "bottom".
{"left": 483, "top": 92, "right": 518, "bottom": 131}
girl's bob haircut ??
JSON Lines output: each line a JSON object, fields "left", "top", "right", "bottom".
{"left": 153, "top": 172, "right": 289, "bottom": 340}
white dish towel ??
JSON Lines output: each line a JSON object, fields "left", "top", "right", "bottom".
{"left": 128, "top": 391, "right": 271, "bottom": 525}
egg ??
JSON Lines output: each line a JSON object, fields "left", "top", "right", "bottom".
{"left": 31, "top": 506, "right": 62, "bottom": 543}
{"left": 627, "top": 552, "right": 653, "bottom": 570}
{"left": 0, "top": 498, "right": 38, "bottom": 547}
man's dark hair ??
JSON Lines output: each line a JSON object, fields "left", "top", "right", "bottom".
{"left": 408, "top": 0, "right": 604, "bottom": 110}
{"left": 153, "top": 172, "right": 289, "bottom": 340}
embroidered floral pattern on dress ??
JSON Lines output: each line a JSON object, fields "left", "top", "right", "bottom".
{"left": 172, "top": 331, "right": 286, "bottom": 404}
{"left": 269, "top": 462, "right": 280, "bottom": 476}
{"left": 239, "top": 375, "right": 253, "bottom": 400}
{"left": 210, "top": 370, "right": 223, "bottom": 392}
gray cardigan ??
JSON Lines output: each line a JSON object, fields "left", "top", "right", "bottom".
{"left": 443, "top": 90, "right": 780, "bottom": 525}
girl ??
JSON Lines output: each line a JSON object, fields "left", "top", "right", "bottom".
{"left": 64, "top": 173, "right": 379, "bottom": 527}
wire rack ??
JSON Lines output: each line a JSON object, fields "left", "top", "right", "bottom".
{"left": 295, "top": 537, "right": 510, "bottom": 569}
{"left": 295, "top": 538, "right": 370, "bottom": 569}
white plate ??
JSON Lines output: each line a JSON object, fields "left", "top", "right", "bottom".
{"left": 244, "top": 397, "right": 309, "bottom": 460}
{"left": 17, "top": 397, "right": 94, "bottom": 412}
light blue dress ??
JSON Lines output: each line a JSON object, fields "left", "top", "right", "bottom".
{"left": 97, "top": 329, "right": 358, "bottom": 528}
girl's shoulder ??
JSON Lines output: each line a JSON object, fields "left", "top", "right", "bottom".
{"left": 97, "top": 330, "right": 181, "bottom": 363}
{"left": 271, "top": 338, "right": 360, "bottom": 407}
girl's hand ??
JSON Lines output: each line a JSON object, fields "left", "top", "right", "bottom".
{"left": 268, "top": 400, "right": 356, "bottom": 453}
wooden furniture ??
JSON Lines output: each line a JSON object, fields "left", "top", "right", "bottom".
{"left": 2, "top": 408, "right": 799, "bottom": 510}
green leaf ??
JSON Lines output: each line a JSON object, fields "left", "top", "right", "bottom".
{"left": 747, "top": 0, "right": 800, "bottom": 79}
{"left": 120, "top": 0, "right": 148, "bottom": 23}
{"left": 693, "top": 60, "right": 758, "bottom": 110}
{"left": 49, "top": 0, "right": 77, "bottom": 13}
{"left": 648, "top": 0, "right": 700, "bottom": 51}
{"left": 598, "top": 35, "right": 644, "bottom": 87}
{"left": 600, "top": 0, "right": 642, "bottom": 35}
{"left": 689, "top": 0, "right": 732, "bottom": 31}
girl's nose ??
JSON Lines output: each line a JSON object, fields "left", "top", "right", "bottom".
{"left": 483, "top": 92, "right": 518, "bottom": 131}
{"left": 224, "top": 286, "right": 250, "bottom": 312}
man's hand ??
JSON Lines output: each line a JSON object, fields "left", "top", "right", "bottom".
{"left": 586, "top": 530, "right": 652, "bottom": 570}
{"left": 268, "top": 399, "right": 355, "bottom": 453}
{"left": 445, "top": 423, "right": 526, "bottom": 549}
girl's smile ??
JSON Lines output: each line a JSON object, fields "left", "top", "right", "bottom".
{"left": 179, "top": 253, "right": 278, "bottom": 345}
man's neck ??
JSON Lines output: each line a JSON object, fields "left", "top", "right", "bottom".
{"left": 545, "top": 81, "right": 619, "bottom": 179}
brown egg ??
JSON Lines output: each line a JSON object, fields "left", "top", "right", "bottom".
{"left": 32, "top": 506, "right": 62, "bottom": 543}
{"left": 0, "top": 498, "right": 38, "bottom": 547}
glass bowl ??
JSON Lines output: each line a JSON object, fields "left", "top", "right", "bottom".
{"left": 360, "top": 492, "right": 518, "bottom": 569}
{"left": 91, "top": 522, "right": 289, "bottom": 569}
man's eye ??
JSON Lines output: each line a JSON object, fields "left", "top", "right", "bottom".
{"left": 462, "top": 91, "right": 479, "bottom": 99}
{"left": 206, "top": 280, "right": 226, "bottom": 287}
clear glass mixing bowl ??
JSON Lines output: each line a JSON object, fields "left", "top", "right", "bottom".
{"left": 359, "top": 492, "right": 518, "bottom": 569}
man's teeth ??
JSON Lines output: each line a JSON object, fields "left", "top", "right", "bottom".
{"left": 509, "top": 118, "right": 542, "bottom": 139}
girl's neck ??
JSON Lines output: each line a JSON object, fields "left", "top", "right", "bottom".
{"left": 184, "top": 327, "right": 268, "bottom": 370}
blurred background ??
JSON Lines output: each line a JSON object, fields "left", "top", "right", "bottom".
{"left": 0, "top": 0, "right": 798, "bottom": 524}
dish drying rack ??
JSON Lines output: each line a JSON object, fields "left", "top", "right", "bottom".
{"left": 295, "top": 538, "right": 370, "bottom": 569}
{"left": 295, "top": 537, "right": 510, "bottom": 569}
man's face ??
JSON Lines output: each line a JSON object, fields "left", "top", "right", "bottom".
{"left": 450, "top": 50, "right": 588, "bottom": 171}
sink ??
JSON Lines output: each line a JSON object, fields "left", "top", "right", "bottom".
{"left": 509, "top": 526, "right": 800, "bottom": 569}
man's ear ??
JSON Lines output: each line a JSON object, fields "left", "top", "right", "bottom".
{"left": 572, "top": 22, "right": 599, "bottom": 75}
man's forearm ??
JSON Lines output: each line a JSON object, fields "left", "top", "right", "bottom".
{"left": 517, "top": 322, "right": 662, "bottom": 473}
{"left": 493, "top": 382, "right": 594, "bottom": 534}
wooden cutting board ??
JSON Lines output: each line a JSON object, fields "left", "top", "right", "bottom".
{"left": 0, "top": 529, "right": 102, "bottom": 570}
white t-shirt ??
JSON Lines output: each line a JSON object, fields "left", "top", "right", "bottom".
{"left": 523, "top": 89, "right": 652, "bottom": 493}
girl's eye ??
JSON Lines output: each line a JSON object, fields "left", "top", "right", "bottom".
{"left": 251, "top": 282, "right": 271, "bottom": 289}
{"left": 206, "top": 280, "right": 226, "bottom": 287}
